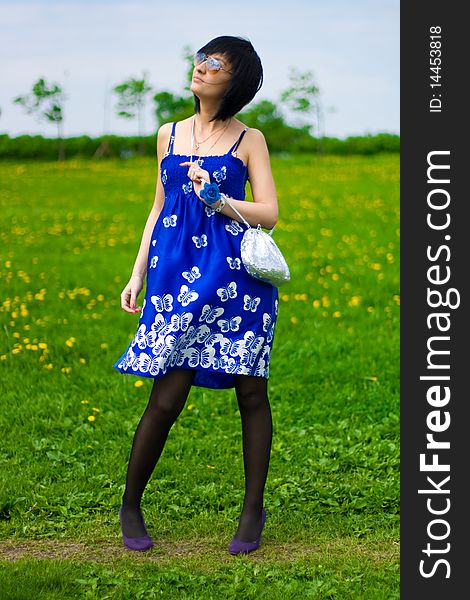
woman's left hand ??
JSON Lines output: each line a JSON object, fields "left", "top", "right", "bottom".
{"left": 180, "top": 161, "right": 211, "bottom": 201}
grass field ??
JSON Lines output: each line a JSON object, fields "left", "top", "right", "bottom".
{"left": 0, "top": 153, "right": 400, "bottom": 599}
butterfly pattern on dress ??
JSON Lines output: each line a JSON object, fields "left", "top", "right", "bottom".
{"left": 177, "top": 284, "right": 199, "bottom": 307}
{"left": 225, "top": 220, "right": 244, "bottom": 236}
{"left": 182, "top": 265, "right": 201, "bottom": 283}
{"left": 192, "top": 234, "right": 208, "bottom": 248}
{"left": 163, "top": 214, "right": 177, "bottom": 228}
{"left": 182, "top": 181, "right": 193, "bottom": 195}
{"left": 149, "top": 256, "right": 159, "bottom": 269}
{"left": 151, "top": 293, "right": 173, "bottom": 313}
{"left": 212, "top": 165, "right": 227, "bottom": 184}
{"left": 199, "top": 304, "right": 224, "bottom": 324}
{"left": 217, "top": 315, "right": 242, "bottom": 333}
{"left": 161, "top": 169, "right": 168, "bottom": 185}
{"left": 217, "top": 281, "right": 237, "bottom": 302}
{"left": 226, "top": 257, "right": 241, "bottom": 270}
{"left": 243, "top": 294, "right": 261, "bottom": 312}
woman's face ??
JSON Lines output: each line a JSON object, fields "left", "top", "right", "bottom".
{"left": 190, "top": 52, "right": 233, "bottom": 99}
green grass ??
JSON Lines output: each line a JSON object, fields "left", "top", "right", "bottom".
{"left": 0, "top": 153, "right": 399, "bottom": 599}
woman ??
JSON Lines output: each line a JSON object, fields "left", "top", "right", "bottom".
{"left": 113, "top": 35, "right": 279, "bottom": 555}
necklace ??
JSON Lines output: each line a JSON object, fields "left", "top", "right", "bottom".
{"left": 192, "top": 115, "right": 232, "bottom": 152}
{"left": 190, "top": 116, "right": 232, "bottom": 163}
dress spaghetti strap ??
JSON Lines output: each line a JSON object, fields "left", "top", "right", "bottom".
{"left": 229, "top": 128, "right": 249, "bottom": 155}
{"left": 164, "top": 121, "right": 177, "bottom": 156}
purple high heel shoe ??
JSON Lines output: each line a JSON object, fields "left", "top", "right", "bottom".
{"left": 228, "top": 508, "right": 267, "bottom": 555}
{"left": 119, "top": 505, "right": 154, "bottom": 551}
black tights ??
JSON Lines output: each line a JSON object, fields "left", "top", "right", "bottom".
{"left": 120, "top": 368, "right": 273, "bottom": 542}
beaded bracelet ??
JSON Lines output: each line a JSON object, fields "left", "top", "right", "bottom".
{"left": 214, "top": 194, "right": 227, "bottom": 212}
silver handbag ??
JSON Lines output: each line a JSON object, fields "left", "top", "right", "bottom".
{"left": 222, "top": 197, "right": 291, "bottom": 287}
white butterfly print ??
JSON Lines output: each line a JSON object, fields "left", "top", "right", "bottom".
{"left": 177, "top": 284, "right": 199, "bottom": 307}
{"left": 243, "top": 294, "right": 261, "bottom": 312}
{"left": 239, "top": 331, "right": 265, "bottom": 366}
{"left": 195, "top": 157, "right": 205, "bottom": 167}
{"left": 218, "top": 355, "right": 238, "bottom": 373}
{"left": 216, "top": 281, "right": 237, "bottom": 302}
{"left": 226, "top": 257, "right": 241, "bottom": 270}
{"left": 182, "top": 265, "right": 201, "bottom": 283}
{"left": 151, "top": 293, "right": 173, "bottom": 312}
{"left": 217, "top": 316, "right": 242, "bottom": 333}
{"left": 135, "top": 324, "right": 151, "bottom": 350}
{"left": 151, "top": 239, "right": 157, "bottom": 246}
{"left": 212, "top": 165, "right": 227, "bottom": 184}
{"left": 263, "top": 312, "right": 275, "bottom": 343}
{"left": 169, "top": 312, "right": 193, "bottom": 332}
{"left": 149, "top": 256, "right": 159, "bottom": 268}
{"left": 205, "top": 206, "right": 216, "bottom": 217}
{"left": 161, "top": 169, "right": 168, "bottom": 185}
{"left": 199, "top": 304, "right": 224, "bottom": 323}
{"left": 182, "top": 181, "right": 193, "bottom": 194}
{"left": 192, "top": 234, "right": 208, "bottom": 248}
{"left": 195, "top": 324, "right": 224, "bottom": 346}
{"left": 183, "top": 345, "right": 216, "bottom": 369}
{"left": 225, "top": 219, "right": 244, "bottom": 236}
{"left": 219, "top": 336, "right": 244, "bottom": 357}
{"left": 149, "top": 313, "right": 173, "bottom": 341}
{"left": 163, "top": 214, "right": 177, "bottom": 228}
{"left": 274, "top": 298, "right": 279, "bottom": 316}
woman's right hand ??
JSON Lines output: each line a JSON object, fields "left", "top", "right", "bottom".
{"left": 120, "top": 275, "right": 144, "bottom": 314}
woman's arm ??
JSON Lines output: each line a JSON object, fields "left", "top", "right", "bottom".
{"left": 214, "top": 128, "right": 279, "bottom": 230}
{"left": 120, "top": 124, "right": 171, "bottom": 314}
{"left": 130, "top": 122, "right": 171, "bottom": 280}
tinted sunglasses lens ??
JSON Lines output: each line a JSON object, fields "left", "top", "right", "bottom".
{"left": 194, "top": 52, "right": 205, "bottom": 66}
{"left": 206, "top": 57, "right": 221, "bottom": 72}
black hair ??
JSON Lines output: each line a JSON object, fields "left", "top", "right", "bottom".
{"left": 193, "top": 35, "right": 263, "bottom": 122}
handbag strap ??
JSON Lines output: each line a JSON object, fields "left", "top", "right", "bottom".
{"left": 222, "top": 195, "right": 276, "bottom": 236}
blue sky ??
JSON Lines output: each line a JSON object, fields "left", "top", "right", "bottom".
{"left": 0, "top": 0, "right": 399, "bottom": 139}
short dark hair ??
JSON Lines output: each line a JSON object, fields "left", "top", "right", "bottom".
{"left": 193, "top": 35, "right": 263, "bottom": 122}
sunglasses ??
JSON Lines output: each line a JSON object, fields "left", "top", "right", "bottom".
{"left": 193, "top": 52, "right": 232, "bottom": 74}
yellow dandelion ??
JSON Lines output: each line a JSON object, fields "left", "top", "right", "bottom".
{"left": 333, "top": 311, "right": 341, "bottom": 318}
{"left": 101, "top": 343, "right": 108, "bottom": 349}
{"left": 312, "top": 300, "right": 321, "bottom": 308}
{"left": 290, "top": 316, "right": 299, "bottom": 325}
{"left": 92, "top": 407, "right": 100, "bottom": 412}
{"left": 44, "top": 363, "right": 53, "bottom": 369}
{"left": 87, "top": 415, "right": 96, "bottom": 422}
{"left": 1, "top": 355, "right": 7, "bottom": 360}
{"left": 134, "top": 380, "right": 144, "bottom": 388}
{"left": 187, "top": 404, "right": 194, "bottom": 411}
{"left": 79, "top": 357, "right": 86, "bottom": 364}
{"left": 38, "top": 342, "right": 47, "bottom": 349}
{"left": 81, "top": 400, "right": 90, "bottom": 404}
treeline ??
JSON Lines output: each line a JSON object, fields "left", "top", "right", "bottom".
{"left": 0, "top": 129, "right": 399, "bottom": 161}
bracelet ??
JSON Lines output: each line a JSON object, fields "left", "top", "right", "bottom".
{"left": 214, "top": 194, "right": 227, "bottom": 212}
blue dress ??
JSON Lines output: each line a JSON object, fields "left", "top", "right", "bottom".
{"left": 112, "top": 120, "right": 279, "bottom": 389}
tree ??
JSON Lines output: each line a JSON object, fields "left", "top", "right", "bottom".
{"left": 280, "top": 67, "right": 325, "bottom": 150}
{"left": 113, "top": 72, "right": 152, "bottom": 156}
{"left": 13, "top": 77, "right": 67, "bottom": 160}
